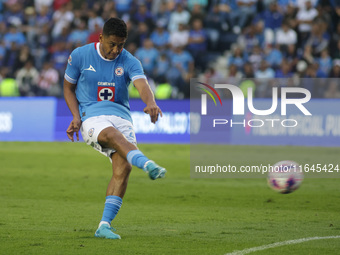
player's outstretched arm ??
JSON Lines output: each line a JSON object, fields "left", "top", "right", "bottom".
{"left": 133, "top": 78, "right": 162, "bottom": 124}
{"left": 64, "top": 79, "right": 81, "bottom": 141}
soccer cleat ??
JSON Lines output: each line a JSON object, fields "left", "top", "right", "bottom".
{"left": 143, "top": 160, "right": 166, "bottom": 180}
{"left": 94, "top": 223, "right": 121, "bottom": 239}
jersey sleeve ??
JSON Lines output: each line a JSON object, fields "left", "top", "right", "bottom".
{"left": 127, "top": 57, "right": 146, "bottom": 83}
{"left": 64, "top": 48, "right": 81, "bottom": 84}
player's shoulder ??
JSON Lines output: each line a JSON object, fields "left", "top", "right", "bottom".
{"left": 71, "top": 43, "right": 96, "bottom": 56}
{"left": 119, "top": 49, "right": 142, "bottom": 67}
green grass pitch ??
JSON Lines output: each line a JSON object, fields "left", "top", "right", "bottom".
{"left": 0, "top": 142, "right": 339, "bottom": 255}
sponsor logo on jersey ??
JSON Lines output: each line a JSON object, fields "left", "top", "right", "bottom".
{"left": 68, "top": 56, "right": 72, "bottom": 65}
{"left": 85, "top": 65, "right": 96, "bottom": 72}
{"left": 115, "top": 67, "right": 124, "bottom": 76}
{"left": 88, "top": 128, "right": 94, "bottom": 137}
{"left": 97, "top": 87, "right": 115, "bottom": 102}
{"left": 98, "top": 82, "right": 115, "bottom": 87}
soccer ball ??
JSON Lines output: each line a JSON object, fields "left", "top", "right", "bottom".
{"left": 267, "top": 160, "right": 304, "bottom": 194}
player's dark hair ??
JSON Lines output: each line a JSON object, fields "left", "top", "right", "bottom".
{"left": 103, "top": 18, "right": 128, "bottom": 38}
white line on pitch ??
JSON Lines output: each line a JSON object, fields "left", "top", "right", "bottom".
{"left": 225, "top": 235, "right": 340, "bottom": 255}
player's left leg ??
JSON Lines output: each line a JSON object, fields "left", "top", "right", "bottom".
{"left": 95, "top": 152, "right": 131, "bottom": 239}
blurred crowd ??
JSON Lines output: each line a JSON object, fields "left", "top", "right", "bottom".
{"left": 0, "top": 0, "right": 340, "bottom": 99}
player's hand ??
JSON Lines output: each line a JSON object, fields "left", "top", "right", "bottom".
{"left": 144, "top": 103, "right": 163, "bottom": 124}
{"left": 66, "top": 117, "right": 82, "bottom": 142}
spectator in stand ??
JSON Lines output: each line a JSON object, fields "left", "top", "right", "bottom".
{"left": 232, "top": 0, "right": 257, "bottom": 34}
{"left": 237, "top": 25, "right": 260, "bottom": 53}
{"left": 187, "top": 18, "right": 208, "bottom": 71}
{"left": 34, "top": 23, "right": 52, "bottom": 69}
{"left": 189, "top": 3, "right": 206, "bottom": 25}
{"left": 301, "top": 44, "right": 314, "bottom": 65}
{"left": 3, "top": 41, "right": 20, "bottom": 77}
{"left": 255, "top": 60, "right": 275, "bottom": 79}
{"left": 330, "top": 22, "right": 340, "bottom": 57}
{"left": 228, "top": 46, "right": 247, "bottom": 70}
{"left": 38, "top": 62, "right": 61, "bottom": 97}
{"left": 154, "top": 53, "right": 170, "bottom": 84}
{"left": 296, "top": 0, "right": 318, "bottom": 46}
{"left": 152, "top": 1, "right": 171, "bottom": 26}
{"left": 332, "top": 40, "right": 340, "bottom": 60}
{"left": 284, "top": 44, "right": 299, "bottom": 68}
{"left": 114, "top": 0, "right": 133, "bottom": 18}
{"left": 67, "top": 19, "right": 90, "bottom": 46}
{"left": 3, "top": 2, "right": 24, "bottom": 27}
{"left": 135, "top": 38, "right": 159, "bottom": 78}
{"left": 16, "top": 60, "right": 40, "bottom": 96}
{"left": 168, "top": 3, "right": 191, "bottom": 32}
{"left": 133, "top": 3, "right": 155, "bottom": 29}
{"left": 248, "top": 45, "right": 263, "bottom": 71}
{"left": 202, "top": 66, "right": 225, "bottom": 85}
{"left": 88, "top": 22, "right": 102, "bottom": 43}
{"left": 305, "top": 22, "right": 329, "bottom": 55}
{"left": 35, "top": 5, "right": 53, "bottom": 28}
{"left": 51, "top": 2, "right": 74, "bottom": 39}
{"left": 150, "top": 21, "right": 170, "bottom": 51}
{"left": 169, "top": 23, "right": 189, "bottom": 48}
{"left": 53, "top": 0, "right": 72, "bottom": 11}
{"left": 51, "top": 40, "right": 70, "bottom": 81}
{"left": 329, "top": 59, "right": 340, "bottom": 78}
{"left": 317, "top": 49, "right": 332, "bottom": 75}
{"left": 166, "top": 45, "right": 194, "bottom": 98}
{"left": 255, "top": 60, "right": 275, "bottom": 97}
{"left": 14, "top": 45, "right": 33, "bottom": 73}
{"left": 265, "top": 44, "right": 283, "bottom": 69}
{"left": 3, "top": 24, "right": 26, "bottom": 49}
{"left": 187, "top": 0, "right": 209, "bottom": 11}
{"left": 243, "top": 61, "right": 255, "bottom": 78}
{"left": 276, "top": 20, "right": 298, "bottom": 54}
{"left": 0, "top": 40, "right": 5, "bottom": 67}
{"left": 204, "top": 4, "right": 224, "bottom": 50}
{"left": 256, "top": 2, "right": 283, "bottom": 32}
{"left": 137, "top": 22, "right": 152, "bottom": 48}
{"left": 226, "top": 63, "right": 243, "bottom": 86}
{"left": 275, "top": 59, "right": 293, "bottom": 78}
{"left": 35, "top": 0, "right": 54, "bottom": 13}
{"left": 88, "top": 10, "right": 104, "bottom": 33}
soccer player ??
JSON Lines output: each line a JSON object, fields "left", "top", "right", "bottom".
{"left": 63, "top": 17, "right": 166, "bottom": 240}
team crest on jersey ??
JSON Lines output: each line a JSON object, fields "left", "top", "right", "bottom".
{"left": 115, "top": 67, "right": 124, "bottom": 76}
{"left": 97, "top": 87, "right": 115, "bottom": 102}
{"left": 88, "top": 128, "right": 94, "bottom": 137}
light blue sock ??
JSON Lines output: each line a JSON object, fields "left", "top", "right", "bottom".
{"left": 127, "top": 150, "right": 150, "bottom": 170}
{"left": 100, "top": 195, "right": 122, "bottom": 225}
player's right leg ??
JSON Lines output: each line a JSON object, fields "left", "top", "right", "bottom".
{"left": 81, "top": 116, "right": 166, "bottom": 179}
{"left": 95, "top": 117, "right": 166, "bottom": 180}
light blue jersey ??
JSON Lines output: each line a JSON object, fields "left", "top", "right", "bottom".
{"left": 64, "top": 42, "right": 146, "bottom": 123}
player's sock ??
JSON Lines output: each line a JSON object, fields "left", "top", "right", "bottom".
{"left": 100, "top": 195, "right": 122, "bottom": 226}
{"left": 127, "top": 150, "right": 149, "bottom": 171}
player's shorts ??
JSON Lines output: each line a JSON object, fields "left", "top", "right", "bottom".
{"left": 80, "top": 115, "right": 137, "bottom": 159}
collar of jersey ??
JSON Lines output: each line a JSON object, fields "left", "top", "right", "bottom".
{"left": 96, "top": 42, "right": 118, "bottom": 62}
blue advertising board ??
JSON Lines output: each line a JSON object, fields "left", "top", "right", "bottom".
{"left": 54, "top": 98, "right": 190, "bottom": 143}
{"left": 230, "top": 99, "right": 340, "bottom": 147}
{"left": 1, "top": 97, "right": 339, "bottom": 146}
{"left": 0, "top": 98, "right": 56, "bottom": 141}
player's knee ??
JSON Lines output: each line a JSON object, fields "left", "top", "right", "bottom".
{"left": 98, "top": 130, "right": 118, "bottom": 148}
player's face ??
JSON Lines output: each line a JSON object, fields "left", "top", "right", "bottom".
{"left": 99, "top": 34, "right": 126, "bottom": 60}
